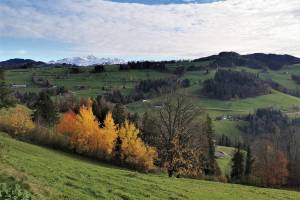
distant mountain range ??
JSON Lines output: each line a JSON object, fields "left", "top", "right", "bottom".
{"left": 1, "top": 52, "right": 300, "bottom": 70}
{"left": 49, "top": 55, "right": 126, "bottom": 66}
{"left": 0, "top": 58, "right": 45, "bottom": 69}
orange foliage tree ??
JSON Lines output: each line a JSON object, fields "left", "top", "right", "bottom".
{"left": 56, "top": 111, "right": 77, "bottom": 136}
{"left": 56, "top": 105, "right": 156, "bottom": 171}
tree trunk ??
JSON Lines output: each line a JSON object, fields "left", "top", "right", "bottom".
{"left": 168, "top": 169, "right": 173, "bottom": 177}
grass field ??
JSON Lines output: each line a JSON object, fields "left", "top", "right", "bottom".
{"left": 216, "top": 146, "right": 235, "bottom": 175}
{"left": 0, "top": 132, "right": 299, "bottom": 200}
{"left": 5, "top": 67, "right": 172, "bottom": 97}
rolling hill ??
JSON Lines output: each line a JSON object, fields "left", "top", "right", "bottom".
{"left": 4, "top": 54, "right": 300, "bottom": 138}
{"left": 0, "top": 132, "right": 299, "bottom": 200}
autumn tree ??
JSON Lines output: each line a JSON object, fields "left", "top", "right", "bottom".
{"left": 0, "top": 106, "right": 34, "bottom": 136}
{"left": 56, "top": 111, "right": 77, "bottom": 136}
{"left": 253, "top": 139, "right": 288, "bottom": 187}
{"left": 57, "top": 104, "right": 155, "bottom": 170}
{"left": 102, "top": 112, "right": 118, "bottom": 156}
{"left": 157, "top": 95, "right": 204, "bottom": 177}
{"left": 286, "top": 127, "right": 300, "bottom": 186}
{"left": 117, "top": 120, "right": 156, "bottom": 171}
{"left": 57, "top": 105, "right": 103, "bottom": 155}
{"left": 73, "top": 105, "right": 100, "bottom": 153}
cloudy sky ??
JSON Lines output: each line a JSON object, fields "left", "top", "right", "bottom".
{"left": 0, "top": 0, "right": 300, "bottom": 61}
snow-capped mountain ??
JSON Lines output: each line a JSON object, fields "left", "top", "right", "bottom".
{"left": 49, "top": 55, "right": 126, "bottom": 66}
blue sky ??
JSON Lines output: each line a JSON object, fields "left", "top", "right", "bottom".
{"left": 1, "top": 0, "right": 300, "bottom": 62}
{"left": 108, "top": 0, "right": 220, "bottom": 5}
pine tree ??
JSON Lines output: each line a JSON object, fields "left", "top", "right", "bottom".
{"left": 112, "top": 103, "right": 126, "bottom": 126}
{"left": 33, "top": 92, "right": 58, "bottom": 126}
{"left": 205, "top": 114, "right": 217, "bottom": 175}
{"left": 0, "top": 70, "right": 14, "bottom": 109}
{"left": 231, "top": 145, "right": 245, "bottom": 181}
{"left": 113, "top": 136, "right": 123, "bottom": 164}
{"left": 245, "top": 145, "right": 254, "bottom": 176}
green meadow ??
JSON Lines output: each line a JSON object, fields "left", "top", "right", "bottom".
{"left": 0, "top": 133, "right": 299, "bottom": 200}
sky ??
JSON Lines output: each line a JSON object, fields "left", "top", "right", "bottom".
{"left": 0, "top": 0, "right": 300, "bottom": 62}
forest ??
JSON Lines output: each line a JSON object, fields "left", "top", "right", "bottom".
{"left": 201, "top": 70, "right": 271, "bottom": 100}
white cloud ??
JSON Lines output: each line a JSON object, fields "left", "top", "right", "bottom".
{"left": 1, "top": 0, "right": 300, "bottom": 59}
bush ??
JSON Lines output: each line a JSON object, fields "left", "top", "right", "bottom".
{"left": 29, "top": 125, "right": 70, "bottom": 151}
{"left": 0, "top": 183, "right": 34, "bottom": 200}
{"left": 0, "top": 106, "right": 34, "bottom": 136}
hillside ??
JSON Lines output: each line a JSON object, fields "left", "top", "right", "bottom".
{"left": 0, "top": 132, "right": 299, "bottom": 200}
{"left": 0, "top": 59, "right": 45, "bottom": 69}
{"left": 193, "top": 52, "right": 300, "bottom": 70}
{"left": 5, "top": 61, "right": 300, "bottom": 138}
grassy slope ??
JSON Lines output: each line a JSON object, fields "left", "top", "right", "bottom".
{"left": 5, "top": 67, "right": 172, "bottom": 97}
{"left": 216, "top": 146, "right": 235, "bottom": 175}
{"left": 1, "top": 133, "right": 299, "bottom": 200}
{"left": 235, "top": 65, "right": 300, "bottom": 90}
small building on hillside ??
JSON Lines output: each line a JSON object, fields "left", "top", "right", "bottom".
{"left": 11, "top": 84, "right": 27, "bottom": 88}
{"left": 215, "top": 151, "right": 226, "bottom": 159}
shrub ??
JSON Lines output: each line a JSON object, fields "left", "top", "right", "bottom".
{"left": 29, "top": 125, "right": 70, "bottom": 151}
{"left": 0, "top": 106, "right": 34, "bottom": 136}
{"left": 0, "top": 183, "right": 34, "bottom": 200}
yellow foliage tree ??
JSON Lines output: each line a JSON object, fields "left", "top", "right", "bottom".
{"left": 73, "top": 105, "right": 102, "bottom": 154}
{"left": 57, "top": 107, "right": 118, "bottom": 159}
{"left": 118, "top": 120, "right": 157, "bottom": 171}
{"left": 102, "top": 112, "right": 117, "bottom": 156}
{"left": 0, "top": 106, "right": 34, "bottom": 136}
{"left": 56, "top": 105, "right": 156, "bottom": 170}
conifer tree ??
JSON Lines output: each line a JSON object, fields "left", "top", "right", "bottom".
{"left": 112, "top": 103, "right": 126, "bottom": 126}
{"left": 231, "top": 144, "right": 245, "bottom": 181}
{"left": 33, "top": 92, "right": 58, "bottom": 126}
{"left": 245, "top": 145, "right": 254, "bottom": 176}
{"left": 205, "top": 114, "right": 217, "bottom": 175}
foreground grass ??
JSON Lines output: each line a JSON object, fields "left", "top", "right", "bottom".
{"left": 0, "top": 133, "right": 299, "bottom": 200}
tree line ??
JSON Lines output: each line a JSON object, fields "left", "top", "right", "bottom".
{"left": 100, "top": 77, "right": 189, "bottom": 104}
{"left": 232, "top": 108, "right": 300, "bottom": 187}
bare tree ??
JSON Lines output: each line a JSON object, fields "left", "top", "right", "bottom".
{"left": 252, "top": 138, "right": 288, "bottom": 187}
{"left": 157, "top": 94, "right": 204, "bottom": 177}
{"left": 286, "top": 126, "right": 300, "bottom": 186}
